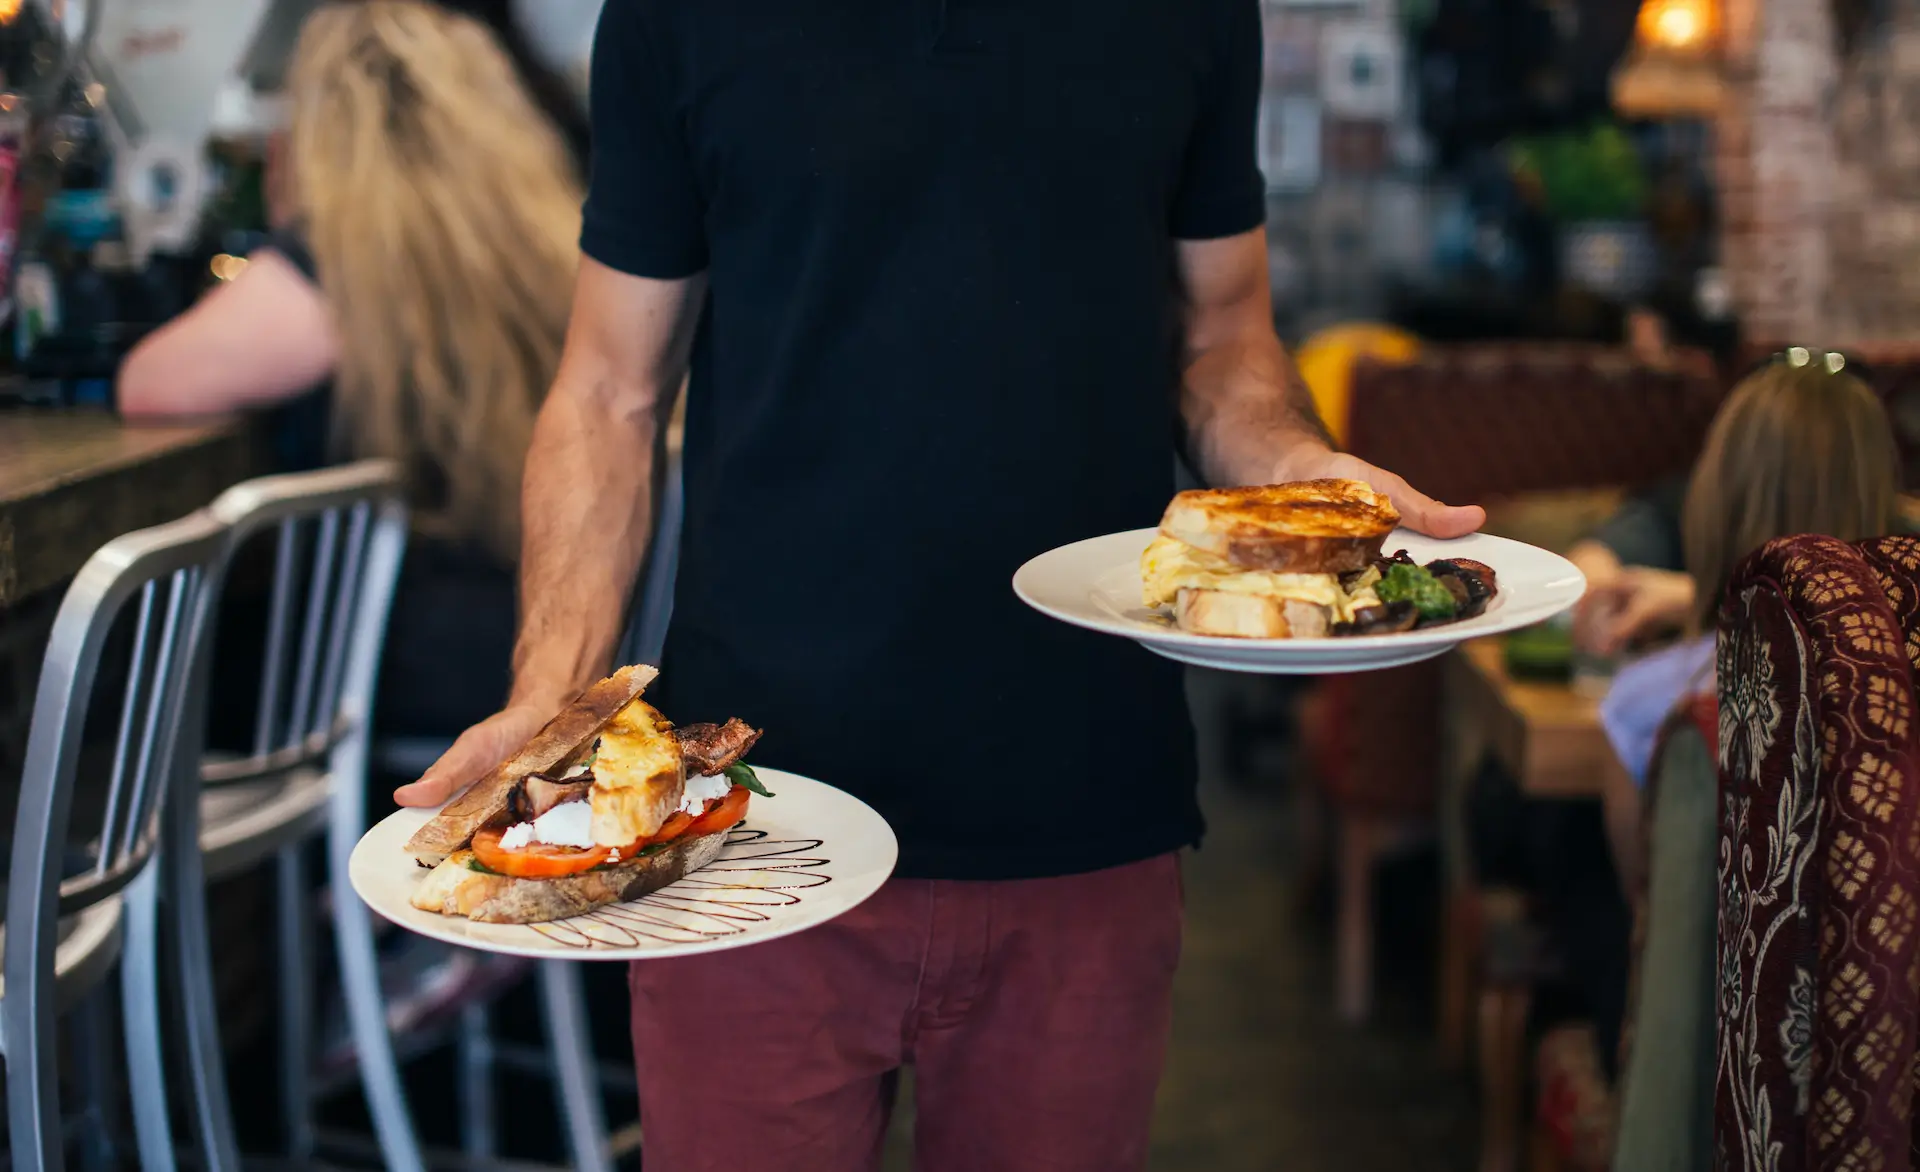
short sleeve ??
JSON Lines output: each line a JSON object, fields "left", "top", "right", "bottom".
{"left": 1169, "top": 0, "right": 1267, "bottom": 241}
{"left": 1599, "top": 636, "right": 1716, "bottom": 787}
{"left": 579, "top": 0, "right": 708, "bottom": 278}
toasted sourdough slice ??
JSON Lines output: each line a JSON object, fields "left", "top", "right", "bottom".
{"left": 404, "top": 665, "right": 658, "bottom": 865}
{"left": 1160, "top": 478, "right": 1398, "bottom": 573}
{"left": 1175, "top": 588, "right": 1332, "bottom": 639}
{"left": 410, "top": 829, "right": 730, "bottom": 924}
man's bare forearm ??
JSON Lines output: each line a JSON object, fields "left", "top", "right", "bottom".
{"left": 509, "top": 368, "right": 667, "bottom": 711}
{"left": 1182, "top": 332, "right": 1332, "bottom": 488}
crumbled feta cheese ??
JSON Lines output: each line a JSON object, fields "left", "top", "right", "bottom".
{"left": 679, "top": 771, "right": 732, "bottom": 816}
{"left": 497, "top": 799, "right": 595, "bottom": 850}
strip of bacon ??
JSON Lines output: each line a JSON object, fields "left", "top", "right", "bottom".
{"left": 673, "top": 718, "right": 762, "bottom": 776}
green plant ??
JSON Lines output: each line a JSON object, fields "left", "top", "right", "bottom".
{"left": 1507, "top": 123, "right": 1649, "bottom": 223}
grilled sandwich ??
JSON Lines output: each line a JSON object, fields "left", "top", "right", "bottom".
{"left": 1142, "top": 478, "right": 1399, "bottom": 638}
{"left": 402, "top": 667, "right": 767, "bottom": 924}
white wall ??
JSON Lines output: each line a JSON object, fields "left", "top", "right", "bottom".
{"left": 512, "top": 0, "right": 604, "bottom": 78}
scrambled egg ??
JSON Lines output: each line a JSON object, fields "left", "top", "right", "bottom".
{"left": 1140, "top": 534, "right": 1374, "bottom": 623}
{"left": 590, "top": 699, "right": 684, "bottom": 845}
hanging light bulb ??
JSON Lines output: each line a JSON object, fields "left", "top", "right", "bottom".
{"left": 1613, "top": 0, "right": 1725, "bottom": 118}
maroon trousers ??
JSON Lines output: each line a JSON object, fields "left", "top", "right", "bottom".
{"left": 627, "top": 853, "right": 1184, "bottom": 1171}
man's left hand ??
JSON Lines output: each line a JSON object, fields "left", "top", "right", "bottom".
{"left": 1279, "top": 448, "right": 1486, "bottom": 539}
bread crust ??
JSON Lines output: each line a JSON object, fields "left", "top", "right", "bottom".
{"left": 409, "top": 828, "right": 731, "bottom": 924}
{"left": 1174, "top": 588, "right": 1333, "bottom": 639}
{"left": 403, "top": 665, "right": 658, "bottom": 865}
{"left": 1160, "top": 479, "right": 1397, "bottom": 573}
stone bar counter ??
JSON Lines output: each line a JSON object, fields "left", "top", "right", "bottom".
{"left": 0, "top": 410, "right": 261, "bottom": 787}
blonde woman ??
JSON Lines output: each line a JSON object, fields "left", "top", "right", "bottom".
{"left": 119, "top": 0, "right": 581, "bottom": 748}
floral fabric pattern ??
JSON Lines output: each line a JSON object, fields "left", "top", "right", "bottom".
{"left": 1714, "top": 536, "right": 1920, "bottom": 1172}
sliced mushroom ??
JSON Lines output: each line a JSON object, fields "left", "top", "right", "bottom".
{"left": 1426, "top": 557, "right": 1497, "bottom": 617}
{"left": 1333, "top": 600, "right": 1419, "bottom": 636}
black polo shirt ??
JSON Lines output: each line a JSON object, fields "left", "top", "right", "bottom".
{"left": 583, "top": 0, "right": 1266, "bottom": 879}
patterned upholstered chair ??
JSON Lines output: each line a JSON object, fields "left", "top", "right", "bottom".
{"left": 1714, "top": 535, "right": 1920, "bottom": 1171}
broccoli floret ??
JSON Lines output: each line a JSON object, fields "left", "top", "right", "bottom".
{"left": 1375, "top": 563, "right": 1458, "bottom": 621}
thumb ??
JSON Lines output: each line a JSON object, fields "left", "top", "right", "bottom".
{"left": 1342, "top": 459, "right": 1486, "bottom": 539}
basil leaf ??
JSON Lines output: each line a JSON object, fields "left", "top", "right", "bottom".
{"left": 465, "top": 856, "right": 502, "bottom": 875}
{"left": 724, "top": 762, "right": 774, "bottom": 797}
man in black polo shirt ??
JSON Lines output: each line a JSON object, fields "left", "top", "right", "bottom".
{"left": 399, "top": 0, "right": 1482, "bottom": 1166}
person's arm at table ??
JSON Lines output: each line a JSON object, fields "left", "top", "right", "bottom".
{"left": 394, "top": 257, "right": 704, "bottom": 805}
{"left": 1174, "top": 227, "right": 1484, "bottom": 538}
{"left": 116, "top": 249, "right": 337, "bottom": 418}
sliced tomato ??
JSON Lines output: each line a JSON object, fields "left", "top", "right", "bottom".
{"left": 472, "top": 788, "right": 751, "bottom": 878}
{"left": 648, "top": 810, "right": 695, "bottom": 845}
{"left": 470, "top": 826, "right": 611, "bottom": 879}
{"left": 685, "top": 785, "right": 750, "bottom": 837}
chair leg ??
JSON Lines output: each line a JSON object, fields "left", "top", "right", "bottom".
{"left": 457, "top": 1002, "right": 495, "bottom": 1159}
{"left": 1478, "top": 980, "right": 1532, "bottom": 1172}
{"left": 329, "top": 821, "right": 428, "bottom": 1172}
{"left": 71, "top": 985, "right": 120, "bottom": 1172}
{"left": 166, "top": 822, "right": 243, "bottom": 1168}
{"left": 539, "top": 960, "right": 614, "bottom": 1172}
{"left": 121, "top": 864, "right": 178, "bottom": 1172}
{"left": 166, "top": 823, "right": 243, "bottom": 1172}
{"left": 1527, "top": 1116, "right": 1565, "bottom": 1172}
{"left": 1335, "top": 815, "right": 1380, "bottom": 1023}
{"left": 276, "top": 846, "right": 316, "bottom": 1160}
{"left": 1439, "top": 887, "right": 1482, "bottom": 1067}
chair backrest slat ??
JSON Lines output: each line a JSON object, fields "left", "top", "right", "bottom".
{"left": 116, "top": 566, "right": 193, "bottom": 864}
{"left": 252, "top": 518, "right": 300, "bottom": 759}
{"left": 286, "top": 508, "right": 340, "bottom": 743}
{"left": 207, "top": 461, "right": 408, "bottom": 788}
{"left": 94, "top": 580, "right": 156, "bottom": 877}
{"left": 316, "top": 501, "right": 371, "bottom": 736}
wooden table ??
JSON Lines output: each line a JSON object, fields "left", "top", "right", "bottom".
{"left": 1437, "top": 638, "right": 1614, "bottom": 1172}
{"left": 1444, "top": 638, "right": 1611, "bottom": 800}
{"left": 0, "top": 410, "right": 259, "bottom": 606}
{"left": 0, "top": 410, "right": 261, "bottom": 790}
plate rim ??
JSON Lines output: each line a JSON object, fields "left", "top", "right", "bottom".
{"left": 348, "top": 767, "right": 900, "bottom": 961}
{"left": 1012, "top": 527, "right": 1586, "bottom": 653}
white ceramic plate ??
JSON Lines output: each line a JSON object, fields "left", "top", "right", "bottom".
{"left": 349, "top": 769, "right": 898, "bottom": 960}
{"left": 1013, "top": 528, "right": 1586, "bottom": 675}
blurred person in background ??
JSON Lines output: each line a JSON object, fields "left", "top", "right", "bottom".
{"left": 1525, "top": 354, "right": 1897, "bottom": 1103}
{"left": 117, "top": 0, "right": 583, "bottom": 773}
{"left": 1598, "top": 355, "right": 1900, "bottom": 889}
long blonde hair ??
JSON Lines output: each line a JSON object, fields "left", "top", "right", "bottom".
{"left": 1682, "top": 357, "right": 1901, "bottom": 628}
{"left": 286, "top": 0, "right": 581, "bottom": 559}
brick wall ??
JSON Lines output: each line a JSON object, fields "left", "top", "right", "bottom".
{"left": 1827, "top": 3, "right": 1920, "bottom": 339}
{"left": 1719, "top": 0, "right": 1920, "bottom": 344}
{"left": 1715, "top": 0, "right": 1839, "bottom": 343}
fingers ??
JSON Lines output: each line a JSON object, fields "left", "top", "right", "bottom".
{"left": 393, "top": 713, "right": 525, "bottom": 808}
{"left": 1360, "top": 463, "right": 1486, "bottom": 540}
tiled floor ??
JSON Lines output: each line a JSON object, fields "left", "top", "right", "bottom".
{"left": 880, "top": 722, "right": 1478, "bottom": 1171}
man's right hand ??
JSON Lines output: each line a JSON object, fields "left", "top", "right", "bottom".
{"left": 393, "top": 702, "right": 557, "bottom": 808}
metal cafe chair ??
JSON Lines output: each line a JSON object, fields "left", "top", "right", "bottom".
{"left": 184, "top": 461, "right": 413, "bottom": 1168}
{"left": 4, "top": 507, "right": 233, "bottom": 1172}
